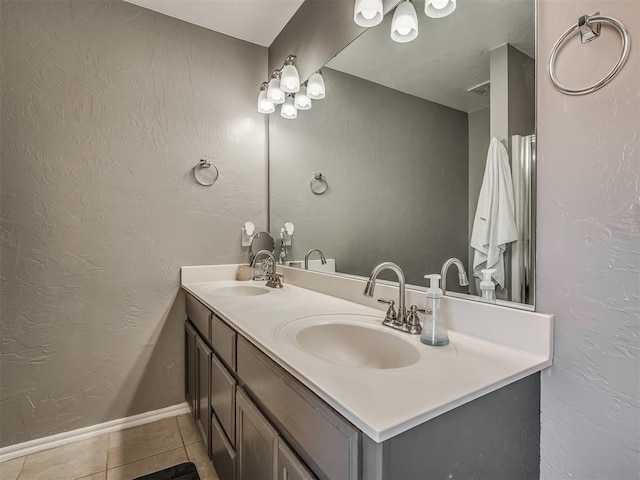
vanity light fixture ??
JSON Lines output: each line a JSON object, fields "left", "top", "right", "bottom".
{"left": 424, "top": 0, "right": 456, "bottom": 18}
{"left": 294, "top": 85, "right": 312, "bottom": 110}
{"left": 354, "top": 0, "right": 384, "bottom": 27}
{"left": 257, "top": 82, "right": 275, "bottom": 114}
{"left": 281, "top": 96, "right": 298, "bottom": 120}
{"left": 391, "top": 1, "right": 419, "bottom": 43}
{"left": 257, "top": 55, "right": 325, "bottom": 116}
{"left": 280, "top": 55, "right": 300, "bottom": 93}
{"left": 307, "top": 71, "right": 326, "bottom": 99}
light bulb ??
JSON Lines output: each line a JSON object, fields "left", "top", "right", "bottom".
{"left": 257, "top": 89, "right": 275, "bottom": 114}
{"left": 281, "top": 96, "right": 297, "bottom": 120}
{"left": 307, "top": 72, "right": 325, "bottom": 100}
{"left": 266, "top": 77, "right": 285, "bottom": 105}
{"left": 425, "top": 0, "right": 456, "bottom": 18}
{"left": 362, "top": 9, "right": 376, "bottom": 20}
{"left": 280, "top": 64, "right": 300, "bottom": 93}
{"left": 391, "top": 1, "right": 418, "bottom": 43}
{"left": 294, "top": 86, "right": 312, "bottom": 111}
{"left": 354, "top": 0, "right": 383, "bottom": 27}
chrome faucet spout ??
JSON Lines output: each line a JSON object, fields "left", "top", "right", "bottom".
{"left": 363, "top": 262, "right": 407, "bottom": 324}
{"left": 441, "top": 258, "right": 469, "bottom": 294}
{"left": 251, "top": 250, "right": 276, "bottom": 275}
{"left": 304, "top": 249, "right": 327, "bottom": 270}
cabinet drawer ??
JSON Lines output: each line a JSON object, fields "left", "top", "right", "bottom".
{"left": 185, "top": 293, "right": 211, "bottom": 342}
{"left": 211, "top": 314, "right": 236, "bottom": 370}
{"left": 211, "top": 353, "right": 236, "bottom": 446}
{"left": 211, "top": 413, "right": 236, "bottom": 480}
{"left": 237, "top": 337, "right": 360, "bottom": 480}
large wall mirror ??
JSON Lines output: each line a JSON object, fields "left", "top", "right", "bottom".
{"left": 270, "top": 0, "right": 536, "bottom": 309}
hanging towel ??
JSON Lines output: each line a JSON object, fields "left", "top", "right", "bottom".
{"left": 470, "top": 137, "right": 518, "bottom": 288}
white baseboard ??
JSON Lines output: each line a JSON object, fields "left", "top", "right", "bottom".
{"left": 0, "top": 402, "right": 190, "bottom": 463}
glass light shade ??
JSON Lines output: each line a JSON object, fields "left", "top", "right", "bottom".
{"left": 307, "top": 72, "right": 326, "bottom": 100}
{"left": 424, "top": 0, "right": 456, "bottom": 18}
{"left": 280, "top": 96, "right": 297, "bottom": 119}
{"left": 294, "top": 86, "right": 312, "bottom": 110}
{"left": 280, "top": 64, "right": 300, "bottom": 93}
{"left": 257, "top": 89, "right": 275, "bottom": 114}
{"left": 266, "top": 77, "right": 285, "bottom": 105}
{"left": 391, "top": 1, "right": 418, "bottom": 43}
{"left": 354, "top": 0, "right": 383, "bottom": 27}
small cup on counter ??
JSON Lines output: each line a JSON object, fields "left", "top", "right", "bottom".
{"left": 236, "top": 265, "right": 253, "bottom": 281}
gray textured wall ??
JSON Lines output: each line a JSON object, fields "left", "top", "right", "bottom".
{"left": 270, "top": 68, "right": 469, "bottom": 287}
{"left": 467, "top": 108, "right": 491, "bottom": 296}
{"left": 0, "top": 0, "right": 267, "bottom": 447}
{"left": 537, "top": 0, "right": 640, "bottom": 478}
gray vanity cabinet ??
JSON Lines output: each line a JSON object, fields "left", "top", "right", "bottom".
{"left": 236, "top": 388, "right": 278, "bottom": 480}
{"left": 184, "top": 322, "right": 197, "bottom": 417}
{"left": 277, "top": 438, "right": 316, "bottom": 480}
{"left": 195, "top": 335, "right": 212, "bottom": 450}
{"left": 183, "top": 291, "right": 540, "bottom": 480}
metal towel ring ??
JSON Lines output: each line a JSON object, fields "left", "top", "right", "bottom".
{"left": 310, "top": 173, "right": 328, "bottom": 195}
{"left": 193, "top": 159, "right": 219, "bottom": 186}
{"left": 549, "top": 13, "right": 630, "bottom": 96}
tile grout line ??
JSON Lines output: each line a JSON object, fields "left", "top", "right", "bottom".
{"left": 108, "top": 446, "right": 187, "bottom": 473}
{"left": 15, "top": 456, "right": 26, "bottom": 480}
{"left": 105, "top": 430, "right": 110, "bottom": 475}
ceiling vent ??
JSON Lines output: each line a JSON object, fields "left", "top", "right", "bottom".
{"left": 467, "top": 80, "right": 490, "bottom": 96}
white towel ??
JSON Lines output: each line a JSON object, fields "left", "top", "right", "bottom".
{"left": 470, "top": 137, "right": 518, "bottom": 288}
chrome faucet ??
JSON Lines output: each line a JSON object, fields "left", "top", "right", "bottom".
{"left": 363, "top": 262, "right": 409, "bottom": 331}
{"left": 440, "top": 258, "right": 469, "bottom": 294}
{"left": 250, "top": 250, "right": 284, "bottom": 288}
{"left": 304, "top": 249, "right": 327, "bottom": 270}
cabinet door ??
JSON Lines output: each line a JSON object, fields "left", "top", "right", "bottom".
{"left": 277, "top": 438, "right": 316, "bottom": 480}
{"left": 195, "top": 335, "right": 212, "bottom": 454}
{"left": 211, "top": 353, "right": 236, "bottom": 446}
{"left": 184, "top": 322, "right": 197, "bottom": 417}
{"left": 236, "top": 388, "right": 277, "bottom": 480}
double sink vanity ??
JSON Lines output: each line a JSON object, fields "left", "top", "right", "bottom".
{"left": 181, "top": 264, "right": 553, "bottom": 480}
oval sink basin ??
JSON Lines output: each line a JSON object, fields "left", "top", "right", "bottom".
{"left": 204, "top": 285, "right": 270, "bottom": 297}
{"left": 280, "top": 315, "right": 420, "bottom": 369}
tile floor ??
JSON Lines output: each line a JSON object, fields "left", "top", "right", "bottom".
{"left": 0, "top": 414, "right": 219, "bottom": 480}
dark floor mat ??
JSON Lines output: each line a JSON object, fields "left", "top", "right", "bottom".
{"left": 133, "top": 462, "right": 200, "bottom": 480}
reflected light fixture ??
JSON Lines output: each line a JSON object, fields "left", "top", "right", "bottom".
{"left": 281, "top": 96, "right": 298, "bottom": 120}
{"left": 266, "top": 74, "right": 285, "bottom": 105}
{"left": 257, "top": 82, "right": 275, "bottom": 114}
{"left": 425, "top": 0, "right": 456, "bottom": 18}
{"left": 307, "top": 71, "right": 326, "bottom": 100}
{"left": 391, "top": 0, "right": 418, "bottom": 43}
{"left": 294, "top": 85, "right": 312, "bottom": 110}
{"left": 280, "top": 55, "right": 300, "bottom": 93}
{"left": 354, "top": 0, "right": 383, "bottom": 27}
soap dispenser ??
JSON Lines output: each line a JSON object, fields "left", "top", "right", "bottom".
{"left": 421, "top": 274, "right": 449, "bottom": 346}
{"left": 479, "top": 269, "right": 497, "bottom": 303}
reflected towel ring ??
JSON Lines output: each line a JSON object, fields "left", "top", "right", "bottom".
{"left": 193, "top": 159, "right": 219, "bottom": 186}
{"left": 549, "top": 13, "right": 630, "bottom": 96}
{"left": 310, "top": 173, "right": 328, "bottom": 195}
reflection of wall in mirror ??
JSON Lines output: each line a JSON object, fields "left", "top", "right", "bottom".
{"left": 270, "top": 67, "right": 469, "bottom": 290}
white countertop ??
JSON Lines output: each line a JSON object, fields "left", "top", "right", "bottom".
{"left": 182, "top": 265, "right": 553, "bottom": 443}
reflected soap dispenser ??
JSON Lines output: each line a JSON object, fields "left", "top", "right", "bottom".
{"left": 421, "top": 274, "right": 449, "bottom": 346}
{"left": 479, "top": 268, "right": 497, "bottom": 303}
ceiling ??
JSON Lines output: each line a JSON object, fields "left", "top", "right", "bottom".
{"left": 327, "top": 0, "right": 535, "bottom": 113}
{"left": 124, "top": 0, "right": 305, "bottom": 47}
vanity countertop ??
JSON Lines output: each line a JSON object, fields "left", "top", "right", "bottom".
{"left": 182, "top": 265, "right": 553, "bottom": 443}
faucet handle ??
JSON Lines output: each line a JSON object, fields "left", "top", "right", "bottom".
{"left": 406, "top": 305, "right": 424, "bottom": 335}
{"left": 377, "top": 298, "right": 397, "bottom": 326}
{"left": 265, "top": 272, "right": 284, "bottom": 289}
